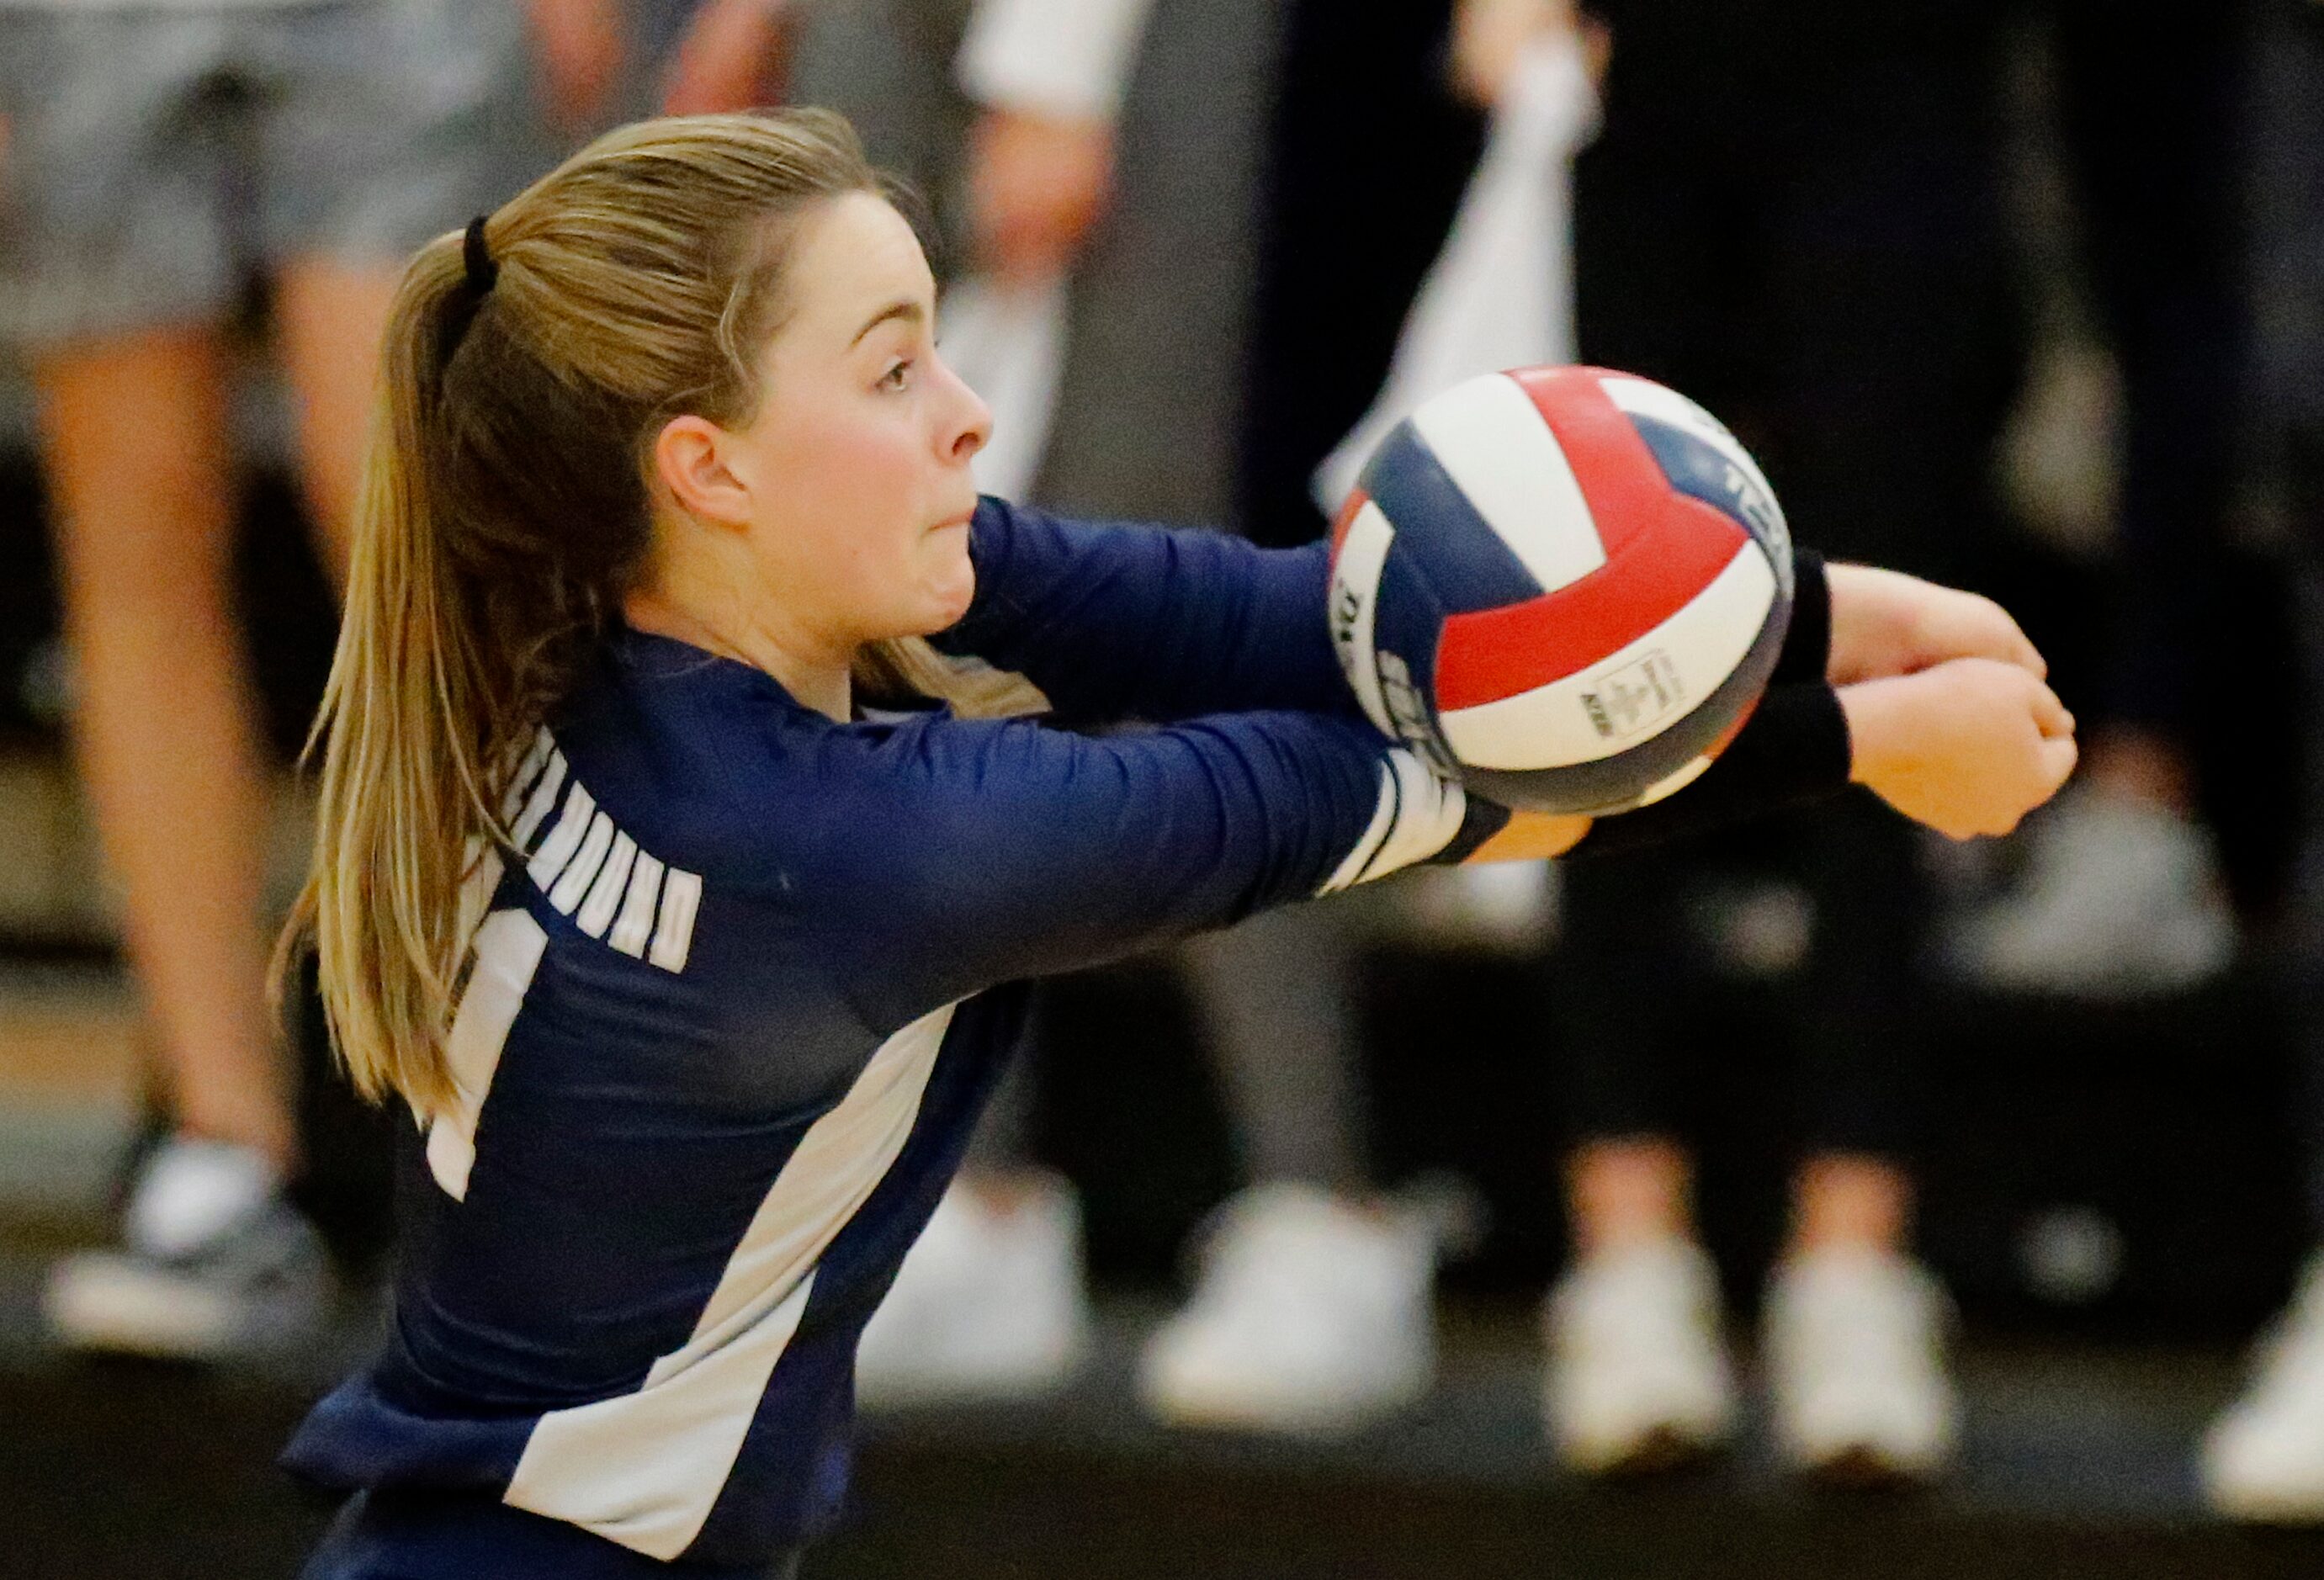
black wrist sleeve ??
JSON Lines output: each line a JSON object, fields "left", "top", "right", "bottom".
{"left": 1429, "top": 791, "right": 1514, "bottom": 866}
{"left": 1425, "top": 551, "right": 1838, "bottom": 867}
{"left": 1773, "top": 549, "right": 1830, "bottom": 686}
{"left": 1564, "top": 680, "right": 1854, "bottom": 860}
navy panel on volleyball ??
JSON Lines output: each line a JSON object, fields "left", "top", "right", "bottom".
{"left": 1327, "top": 366, "right": 1796, "bottom": 817}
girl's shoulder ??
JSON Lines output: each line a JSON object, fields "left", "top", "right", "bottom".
{"left": 554, "top": 629, "right": 1067, "bottom": 900}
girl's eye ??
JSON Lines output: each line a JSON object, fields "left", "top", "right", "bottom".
{"left": 881, "top": 359, "right": 914, "bottom": 391}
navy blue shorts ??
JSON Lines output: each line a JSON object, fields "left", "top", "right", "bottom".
{"left": 300, "top": 1488, "right": 801, "bottom": 1580}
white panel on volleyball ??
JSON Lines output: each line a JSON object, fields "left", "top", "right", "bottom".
{"left": 1595, "top": 374, "right": 1781, "bottom": 516}
{"left": 1411, "top": 374, "right": 1605, "bottom": 593}
{"left": 1440, "top": 545, "right": 1776, "bottom": 770}
{"left": 1632, "top": 751, "right": 1716, "bottom": 809}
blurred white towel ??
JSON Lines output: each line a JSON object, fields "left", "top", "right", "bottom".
{"left": 943, "top": 0, "right": 1155, "bottom": 503}
{"left": 1314, "top": 37, "right": 1600, "bottom": 515}
{"left": 957, "top": 0, "right": 1157, "bottom": 121}
{"left": 942, "top": 274, "right": 1070, "bottom": 503}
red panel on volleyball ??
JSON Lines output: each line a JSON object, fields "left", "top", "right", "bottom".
{"left": 1432, "top": 499, "right": 1746, "bottom": 710}
{"left": 1420, "top": 366, "right": 1743, "bottom": 714}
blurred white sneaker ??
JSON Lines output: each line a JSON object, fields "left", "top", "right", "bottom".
{"left": 1764, "top": 1246, "right": 1961, "bottom": 1483}
{"left": 1396, "top": 862, "right": 1561, "bottom": 955}
{"left": 2202, "top": 1252, "right": 2324, "bottom": 1522}
{"left": 44, "top": 1135, "right": 327, "bottom": 1361}
{"left": 1139, "top": 1182, "right": 1435, "bottom": 1434}
{"left": 1543, "top": 1238, "right": 1738, "bottom": 1474}
{"left": 1949, "top": 786, "right": 2235, "bottom": 996}
{"left": 854, "top": 1175, "right": 1090, "bottom": 1407}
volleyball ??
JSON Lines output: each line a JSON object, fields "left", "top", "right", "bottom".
{"left": 1327, "top": 367, "right": 1796, "bottom": 816}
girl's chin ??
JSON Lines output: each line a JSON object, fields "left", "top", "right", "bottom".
{"left": 931, "top": 545, "right": 977, "bottom": 619}
{"left": 931, "top": 580, "right": 976, "bottom": 629}
{"left": 899, "top": 563, "right": 976, "bottom": 636}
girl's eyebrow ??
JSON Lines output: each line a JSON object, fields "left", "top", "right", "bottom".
{"left": 851, "top": 299, "right": 924, "bottom": 347}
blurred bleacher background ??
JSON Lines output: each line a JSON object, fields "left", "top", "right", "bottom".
{"left": 8, "top": 2, "right": 2324, "bottom": 1577}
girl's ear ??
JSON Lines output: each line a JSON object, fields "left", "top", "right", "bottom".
{"left": 654, "top": 415, "right": 753, "bottom": 528}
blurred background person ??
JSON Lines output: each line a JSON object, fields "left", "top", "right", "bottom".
{"left": 812, "top": 0, "right": 1486, "bottom": 1424}
{"left": 1133, "top": 0, "right": 1596, "bottom": 1437}
{"left": 1950, "top": 0, "right": 2251, "bottom": 996}
{"left": 1228, "top": 0, "right": 1979, "bottom": 1478}
{"left": 8, "top": 0, "right": 799, "bottom": 1365}
{"left": 2204, "top": 0, "right": 2324, "bottom": 1522}
{"left": 1533, "top": 0, "right": 2028, "bottom": 1482}
{"left": 847, "top": 0, "right": 1607, "bottom": 1439}
{"left": 523, "top": 0, "right": 796, "bottom": 142}
{"left": 1540, "top": 0, "right": 2259, "bottom": 1485}
{"left": 800, "top": 0, "right": 1292, "bottom": 1408}
{"left": 0, "top": 0, "right": 2315, "bottom": 1571}
{"left": 1, "top": 0, "right": 542, "bottom": 1360}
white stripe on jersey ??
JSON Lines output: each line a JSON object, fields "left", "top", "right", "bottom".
{"left": 502, "top": 1002, "right": 959, "bottom": 1559}
{"left": 609, "top": 851, "right": 666, "bottom": 959}
{"left": 501, "top": 728, "right": 558, "bottom": 824}
{"left": 1319, "top": 763, "right": 1398, "bottom": 893}
{"left": 510, "top": 750, "right": 569, "bottom": 851}
{"left": 548, "top": 811, "right": 617, "bottom": 915}
{"left": 1361, "top": 750, "right": 1470, "bottom": 882}
{"left": 650, "top": 869, "right": 703, "bottom": 973}
{"left": 515, "top": 734, "right": 702, "bottom": 974}
{"left": 528, "top": 782, "right": 597, "bottom": 890}
{"left": 576, "top": 831, "right": 639, "bottom": 941}
{"left": 427, "top": 909, "right": 549, "bottom": 1201}
{"left": 1318, "top": 748, "right": 1469, "bottom": 893}
{"left": 455, "top": 843, "right": 506, "bottom": 956}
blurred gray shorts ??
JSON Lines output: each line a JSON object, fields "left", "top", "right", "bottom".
{"left": 0, "top": 1, "right": 540, "bottom": 351}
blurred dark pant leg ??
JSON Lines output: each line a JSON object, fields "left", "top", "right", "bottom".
{"left": 787, "top": 0, "right": 975, "bottom": 254}
{"left": 1181, "top": 900, "right": 1369, "bottom": 1191}
{"left": 963, "top": 1037, "right": 1037, "bottom": 1173}
{"left": 1550, "top": 850, "right": 1697, "bottom": 1149}
{"left": 2278, "top": 443, "right": 2324, "bottom": 1237}
{"left": 1753, "top": 103, "right": 2014, "bottom": 587}
{"left": 1034, "top": 0, "right": 1287, "bottom": 528}
{"left": 2261, "top": 1, "right": 2324, "bottom": 1236}
{"left": 1557, "top": 23, "right": 1776, "bottom": 1167}
{"left": 1552, "top": 802, "right": 1927, "bottom": 1171}
{"left": 1566, "top": 3, "right": 2000, "bottom": 1193}
{"left": 1579, "top": 0, "right": 2014, "bottom": 584}
{"left": 1781, "top": 798, "right": 1929, "bottom": 1168}
{"left": 1568, "top": 71, "right": 1747, "bottom": 438}
{"left": 2051, "top": 0, "right": 2249, "bottom": 747}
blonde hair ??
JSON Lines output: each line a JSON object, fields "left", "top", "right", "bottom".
{"left": 282, "top": 111, "right": 1033, "bottom": 1113}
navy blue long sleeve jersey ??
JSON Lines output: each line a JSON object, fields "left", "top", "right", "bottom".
{"left": 284, "top": 499, "right": 1500, "bottom": 1570}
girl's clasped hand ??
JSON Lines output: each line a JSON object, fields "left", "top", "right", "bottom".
{"left": 1479, "top": 566, "right": 2076, "bottom": 862}
{"left": 1824, "top": 566, "right": 2077, "bottom": 840}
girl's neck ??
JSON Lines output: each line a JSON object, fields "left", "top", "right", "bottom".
{"left": 621, "top": 586, "right": 854, "bottom": 724}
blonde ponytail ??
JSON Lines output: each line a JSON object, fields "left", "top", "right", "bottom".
{"left": 279, "top": 112, "right": 1021, "bottom": 1113}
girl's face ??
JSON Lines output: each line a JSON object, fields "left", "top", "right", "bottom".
{"left": 663, "top": 192, "right": 993, "bottom": 661}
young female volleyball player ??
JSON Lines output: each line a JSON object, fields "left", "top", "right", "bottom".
{"left": 281, "top": 111, "right": 2072, "bottom": 1577}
